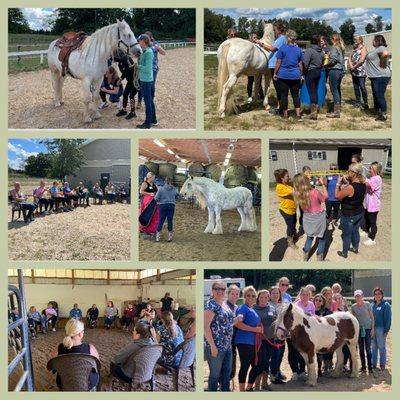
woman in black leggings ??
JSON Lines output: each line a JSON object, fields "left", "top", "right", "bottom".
{"left": 273, "top": 30, "right": 304, "bottom": 121}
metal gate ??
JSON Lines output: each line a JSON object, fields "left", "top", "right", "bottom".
{"left": 8, "top": 270, "right": 34, "bottom": 391}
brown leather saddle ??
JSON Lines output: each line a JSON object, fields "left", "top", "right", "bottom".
{"left": 55, "top": 31, "right": 87, "bottom": 77}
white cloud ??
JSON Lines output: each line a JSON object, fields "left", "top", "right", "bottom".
{"left": 8, "top": 143, "right": 38, "bottom": 159}
{"left": 293, "top": 8, "right": 321, "bottom": 16}
{"left": 321, "top": 11, "right": 340, "bottom": 21}
{"left": 8, "top": 158, "right": 26, "bottom": 170}
{"left": 276, "top": 11, "right": 294, "bottom": 19}
{"left": 345, "top": 8, "right": 369, "bottom": 17}
{"left": 22, "top": 8, "right": 54, "bottom": 30}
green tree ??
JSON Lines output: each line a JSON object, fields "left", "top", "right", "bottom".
{"left": 385, "top": 23, "right": 392, "bottom": 31}
{"left": 24, "top": 153, "right": 53, "bottom": 177}
{"left": 374, "top": 15, "right": 383, "bottom": 32}
{"left": 8, "top": 8, "right": 31, "bottom": 33}
{"left": 40, "top": 139, "right": 86, "bottom": 180}
{"left": 365, "top": 23, "right": 375, "bottom": 34}
{"left": 340, "top": 19, "right": 356, "bottom": 45}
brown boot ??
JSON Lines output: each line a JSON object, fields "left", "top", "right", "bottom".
{"left": 287, "top": 236, "right": 298, "bottom": 250}
{"left": 326, "top": 103, "right": 340, "bottom": 118}
{"left": 305, "top": 104, "right": 318, "bottom": 120}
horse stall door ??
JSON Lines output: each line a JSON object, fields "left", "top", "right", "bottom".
{"left": 337, "top": 147, "right": 362, "bottom": 170}
{"left": 100, "top": 173, "right": 110, "bottom": 190}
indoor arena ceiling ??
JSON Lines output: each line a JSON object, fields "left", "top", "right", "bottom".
{"left": 138, "top": 139, "right": 262, "bottom": 166}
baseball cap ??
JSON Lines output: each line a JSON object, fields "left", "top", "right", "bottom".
{"left": 138, "top": 34, "right": 150, "bottom": 42}
{"left": 354, "top": 289, "right": 363, "bottom": 297}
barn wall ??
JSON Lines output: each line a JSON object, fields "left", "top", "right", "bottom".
{"left": 142, "top": 282, "right": 196, "bottom": 308}
{"left": 269, "top": 143, "right": 388, "bottom": 181}
{"left": 361, "top": 31, "right": 391, "bottom": 52}
{"left": 353, "top": 270, "right": 392, "bottom": 297}
{"left": 82, "top": 139, "right": 131, "bottom": 160}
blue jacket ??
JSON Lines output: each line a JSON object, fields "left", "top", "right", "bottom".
{"left": 372, "top": 300, "right": 391, "bottom": 333}
{"left": 70, "top": 308, "right": 83, "bottom": 319}
{"left": 154, "top": 184, "right": 177, "bottom": 205}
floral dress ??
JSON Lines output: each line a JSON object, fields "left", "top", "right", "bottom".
{"left": 157, "top": 323, "right": 184, "bottom": 367}
{"left": 204, "top": 299, "right": 234, "bottom": 352}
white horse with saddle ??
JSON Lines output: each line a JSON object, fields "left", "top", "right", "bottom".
{"left": 180, "top": 176, "right": 257, "bottom": 235}
{"left": 275, "top": 303, "right": 359, "bottom": 387}
{"left": 48, "top": 19, "right": 142, "bottom": 123}
{"left": 217, "top": 22, "right": 274, "bottom": 118}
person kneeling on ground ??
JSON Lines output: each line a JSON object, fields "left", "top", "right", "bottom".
{"left": 51, "top": 319, "right": 100, "bottom": 391}
{"left": 99, "top": 66, "right": 124, "bottom": 109}
{"left": 76, "top": 182, "right": 90, "bottom": 207}
{"left": 154, "top": 177, "right": 178, "bottom": 243}
{"left": 10, "top": 182, "right": 37, "bottom": 222}
{"left": 92, "top": 182, "right": 104, "bottom": 205}
{"left": 109, "top": 321, "right": 156, "bottom": 384}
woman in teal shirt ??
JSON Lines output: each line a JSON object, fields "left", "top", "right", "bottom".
{"left": 137, "top": 34, "right": 156, "bottom": 129}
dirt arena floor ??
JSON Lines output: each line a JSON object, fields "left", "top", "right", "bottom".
{"left": 8, "top": 203, "right": 130, "bottom": 261}
{"left": 139, "top": 202, "right": 261, "bottom": 261}
{"left": 269, "top": 179, "right": 391, "bottom": 262}
{"left": 9, "top": 329, "right": 195, "bottom": 391}
{"left": 8, "top": 47, "right": 195, "bottom": 130}
{"left": 204, "top": 55, "right": 392, "bottom": 131}
{"left": 204, "top": 332, "right": 392, "bottom": 392}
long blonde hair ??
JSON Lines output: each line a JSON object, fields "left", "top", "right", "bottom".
{"left": 332, "top": 33, "right": 345, "bottom": 53}
{"left": 161, "top": 311, "right": 178, "bottom": 338}
{"left": 63, "top": 319, "right": 84, "bottom": 349}
{"left": 292, "top": 173, "right": 312, "bottom": 209}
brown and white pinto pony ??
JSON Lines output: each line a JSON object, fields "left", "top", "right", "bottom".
{"left": 275, "top": 303, "right": 359, "bottom": 386}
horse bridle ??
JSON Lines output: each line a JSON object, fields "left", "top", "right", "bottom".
{"left": 117, "top": 27, "right": 139, "bottom": 55}
{"left": 276, "top": 325, "right": 291, "bottom": 339}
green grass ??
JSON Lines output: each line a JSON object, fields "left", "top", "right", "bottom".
{"left": 204, "top": 55, "right": 392, "bottom": 131}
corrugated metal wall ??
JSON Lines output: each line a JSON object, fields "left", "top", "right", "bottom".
{"left": 361, "top": 30, "right": 391, "bottom": 52}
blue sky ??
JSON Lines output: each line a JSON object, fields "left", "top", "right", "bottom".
{"left": 212, "top": 8, "right": 392, "bottom": 34}
{"left": 22, "top": 8, "right": 55, "bottom": 30}
{"left": 8, "top": 139, "right": 47, "bottom": 170}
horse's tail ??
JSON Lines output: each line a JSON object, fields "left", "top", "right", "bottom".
{"left": 217, "top": 42, "right": 237, "bottom": 115}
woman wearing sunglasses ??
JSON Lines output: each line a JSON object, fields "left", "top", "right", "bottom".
{"left": 204, "top": 281, "right": 236, "bottom": 391}
{"left": 234, "top": 286, "right": 263, "bottom": 391}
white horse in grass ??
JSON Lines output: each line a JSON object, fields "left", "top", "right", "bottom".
{"left": 180, "top": 176, "right": 257, "bottom": 235}
{"left": 217, "top": 22, "right": 274, "bottom": 118}
{"left": 275, "top": 303, "right": 359, "bottom": 387}
{"left": 48, "top": 20, "right": 142, "bottom": 123}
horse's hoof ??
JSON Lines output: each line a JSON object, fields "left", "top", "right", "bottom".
{"left": 306, "top": 380, "right": 316, "bottom": 387}
{"left": 84, "top": 117, "right": 93, "bottom": 124}
{"left": 219, "top": 112, "right": 225, "bottom": 118}
{"left": 55, "top": 102, "right": 62, "bottom": 108}
{"left": 204, "top": 228, "right": 213, "bottom": 234}
{"left": 92, "top": 112, "right": 101, "bottom": 120}
{"left": 212, "top": 230, "right": 223, "bottom": 235}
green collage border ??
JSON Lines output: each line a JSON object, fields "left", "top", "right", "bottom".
{"left": 1, "top": 0, "right": 397, "bottom": 397}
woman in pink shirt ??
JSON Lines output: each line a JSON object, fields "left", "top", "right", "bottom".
{"left": 293, "top": 173, "right": 328, "bottom": 261}
{"left": 294, "top": 287, "right": 316, "bottom": 315}
{"left": 33, "top": 180, "right": 55, "bottom": 214}
{"left": 321, "top": 287, "right": 339, "bottom": 312}
{"left": 362, "top": 162, "right": 382, "bottom": 246}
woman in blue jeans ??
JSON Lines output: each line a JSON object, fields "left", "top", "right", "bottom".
{"left": 364, "top": 35, "right": 391, "bottom": 121}
{"left": 154, "top": 177, "right": 177, "bottom": 242}
{"left": 137, "top": 34, "right": 156, "bottom": 129}
{"left": 326, "top": 33, "right": 345, "bottom": 118}
{"left": 371, "top": 287, "right": 391, "bottom": 371}
{"left": 335, "top": 163, "right": 367, "bottom": 258}
{"left": 204, "top": 281, "right": 235, "bottom": 391}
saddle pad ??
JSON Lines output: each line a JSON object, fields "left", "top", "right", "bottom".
{"left": 139, "top": 199, "right": 157, "bottom": 227}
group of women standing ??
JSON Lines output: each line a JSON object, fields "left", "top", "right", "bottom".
{"left": 100, "top": 31, "right": 165, "bottom": 129}
{"left": 251, "top": 23, "right": 391, "bottom": 121}
{"left": 204, "top": 277, "right": 391, "bottom": 391}
{"left": 274, "top": 156, "right": 383, "bottom": 260}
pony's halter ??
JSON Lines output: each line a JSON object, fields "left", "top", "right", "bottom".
{"left": 117, "top": 27, "right": 139, "bottom": 55}
{"left": 276, "top": 325, "right": 290, "bottom": 339}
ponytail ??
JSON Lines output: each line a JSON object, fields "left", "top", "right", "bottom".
{"left": 63, "top": 318, "right": 84, "bottom": 349}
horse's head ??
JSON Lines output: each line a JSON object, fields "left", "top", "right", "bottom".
{"left": 180, "top": 175, "right": 194, "bottom": 198}
{"left": 275, "top": 303, "right": 294, "bottom": 340}
{"left": 116, "top": 19, "right": 142, "bottom": 57}
{"left": 260, "top": 21, "right": 274, "bottom": 46}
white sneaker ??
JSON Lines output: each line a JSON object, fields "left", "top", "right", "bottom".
{"left": 52, "top": 328, "right": 56, "bottom": 332}
{"left": 364, "top": 238, "right": 376, "bottom": 246}
{"left": 247, "top": 97, "right": 253, "bottom": 104}
{"left": 360, "top": 231, "right": 368, "bottom": 238}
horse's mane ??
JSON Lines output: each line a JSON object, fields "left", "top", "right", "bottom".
{"left": 259, "top": 23, "right": 274, "bottom": 46}
{"left": 80, "top": 23, "right": 117, "bottom": 56}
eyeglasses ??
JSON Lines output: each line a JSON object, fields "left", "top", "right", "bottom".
{"left": 229, "top": 34, "right": 236, "bottom": 38}
{"left": 213, "top": 287, "right": 226, "bottom": 292}
{"left": 280, "top": 283, "right": 289, "bottom": 287}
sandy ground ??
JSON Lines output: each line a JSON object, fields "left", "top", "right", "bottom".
{"left": 8, "top": 47, "right": 195, "bottom": 129}
{"left": 204, "top": 332, "right": 392, "bottom": 392}
{"left": 139, "top": 202, "right": 261, "bottom": 262}
{"left": 9, "top": 329, "right": 195, "bottom": 392}
{"left": 8, "top": 203, "right": 131, "bottom": 261}
{"left": 204, "top": 55, "right": 392, "bottom": 131}
{"left": 269, "top": 179, "right": 391, "bottom": 262}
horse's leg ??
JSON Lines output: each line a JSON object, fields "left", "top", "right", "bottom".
{"left": 237, "top": 206, "right": 246, "bottom": 231}
{"left": 204, "top": 207, "right": 215, "bottom": 233}
{"left": 51, "top": 70, "right": 64, "bottom": 107}
{"left": 91, "top": 79, "right": 102, "bottom": 120}
{"left": 348, "top": 341, "right": 359, "bottom": 378}
{"left": 81, "top": 78, "right": 94, "bottom": 123}
{"left": 218, "top": 74, "right": 238, "bottom": 118}
{"left": 263, "top": 71, "right": 272, "bottom": 110}
{"left": 253, "top": 74, "right": 262, "bottom": 102}
{"left": 304, "top": 353, "right": 318, "bottom": 387}
{"left": 245, "top": 199, "right": 257, "bottom": 232}
{"left": 331, "top": 346, "right": 344, "bottom": 377}
{"left": 212, "top": 207, "right": 223, "bottom": 234}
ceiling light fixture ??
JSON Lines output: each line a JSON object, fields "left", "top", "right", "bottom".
{"left": 153, "top": 139, "right": 165, "bottom": 147}
{"left": 166, "top": 148, "right": 174, "bottom": 155}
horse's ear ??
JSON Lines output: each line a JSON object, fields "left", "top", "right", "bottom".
{"left": 262, "top": 20, "right": 266, "bottom": 28}
{"left": 287, "top": 303, "right": 293, "bottom": 311}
